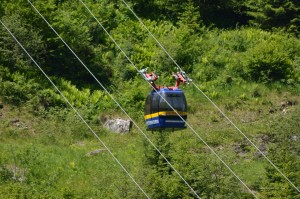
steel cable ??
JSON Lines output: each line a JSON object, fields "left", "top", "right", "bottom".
{"left": 78, "top": 0, "right": 257, "bottom": 197}
{"left": 26, "top": 0, "right": 201, "bottom": 197}
{"left": 0, "top": 19, "right": 150, "bottom": 199}
{"left": 120, "top": 0, "right": 300, "bottom": 194}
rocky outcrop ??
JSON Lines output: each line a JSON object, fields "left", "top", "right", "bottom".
{"left": 254, "top": 143, "right": 268, "bottom": 158}
{"left": 103, "top": 118, "right": 132, "bottom": 134}
{"left": 7, "top": 164, "right": 26, "bottom": 182}
{"left": 11, "top": 118, "right": 27, "bottom": 129}
{"left": 85, "top": 149, "right": 106, "bottom": 156}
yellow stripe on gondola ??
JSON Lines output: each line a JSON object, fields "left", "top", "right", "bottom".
{"left": 144, "top": 111, "right": 187, "bottom": 120}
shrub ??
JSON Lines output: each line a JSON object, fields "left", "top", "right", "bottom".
{"left": 194, "top": 29, "right": 300, "bottom": 85}
{"left": 241, "top": 39, "right": 293, "bottom": 82}
{"left": 38, "top": 89, "right": 65, "bottom": 108}
{"left": 0, "top": 165, "right": 13, "bottom": 182}
{"left": 0, "top": 76, "right": 40, "bottom": 105}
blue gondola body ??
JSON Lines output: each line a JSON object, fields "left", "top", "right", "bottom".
{"left": 144, "top": 88, "right": 187, "bottom": 130}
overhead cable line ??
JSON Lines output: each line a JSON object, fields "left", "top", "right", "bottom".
{"left": 26, "top": 1, "right": 201, "bottom": 198}
{"left": 120, "top": 0, "right": 300, "bottom": 194}
{"left": 0, "top": 19, "right": 150, "bottom": 199}
{"left": 78, "top": 0, "right": 257, "bottom": 197}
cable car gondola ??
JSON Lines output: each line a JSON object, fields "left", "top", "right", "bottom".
{"left": 140, "top": 68, "right": 191, "bottom": 131}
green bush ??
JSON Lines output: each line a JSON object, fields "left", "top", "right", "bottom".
{"left": 241, "top": 40, "right": 293, "bottom": 82}
{"left": 195, "top": 29, "right": 300, "bottom": 85}
{"left": 0, "top": 74, "right": 40, "bottom": 105}
{"left": 0, "top": 165, "right": 13, "bottom": 182}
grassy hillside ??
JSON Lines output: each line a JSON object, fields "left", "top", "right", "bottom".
{"left": 0, "top": 102, "right": 147, "bottom": 198}
{"left": 0, "top": 82, "right": 299, "bottom": 198}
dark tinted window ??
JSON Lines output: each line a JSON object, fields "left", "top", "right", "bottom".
{"left": 144, "top": 94, "right": 152, "bottom": 115}
{"left": 159, "top": 92, "right": 187, "bottom": 112}
{"left": 151, "top": 93, "right": 160, "bottom": 113}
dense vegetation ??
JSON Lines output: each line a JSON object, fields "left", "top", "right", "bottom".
{"left": 0, "top": 0, "right": 300, "bottom": 198}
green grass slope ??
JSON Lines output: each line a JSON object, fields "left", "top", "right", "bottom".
{"left": 0, "top": 80, "right": 299, "bottom": 198}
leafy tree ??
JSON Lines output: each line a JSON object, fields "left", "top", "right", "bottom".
{"left": 241, "top": 39, "right": 293, "bottom": 82}
{"left": 142, "top": 131, "right": 191, "bottom": 198}
{"left": 1, "top": 0, "right": 117, "bottom": 87}
{"left": 195, "top": 0, "right": 250, "bottom": 28}
{"left": 245, "top": 0, "right": 300, "bottom": 35}
{"left": 0, "top": 14, "right": 46, "bottom": 73}
{"left": 177, "top": 0, "right": 203, "bottom": 31}
{"left": 130, "top": 0, "right": 248, "bottom": 28}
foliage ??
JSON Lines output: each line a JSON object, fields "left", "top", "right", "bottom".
{"left": 238, "top": 36, "right": 295, "bottom": 82}
{"left": 0, "top": 66, "right": 41, "bottom": 105}
{"left": 131, "top": 0, "right": 300, "bottom": 34}
{"left": 0, "top": 13, "right": 46, "bottom": 72}
{"left": 245, "top": 0, "right": 300, "bottom": 35}
{"left": 1, "top": 0, "right": 300, "bottom": 198}
{"left": 1, "top": 0, "right": 115, "bottom": 87}
{"left": 0, "top": 66, "right": 113, "bottom": 117}
{"left": 261, "top": 106, "right": 300, "bottom": 198}
{"left": 194, "top": 28, "right": 300, "bottom": 84}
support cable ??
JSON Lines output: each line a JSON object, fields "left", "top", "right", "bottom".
{"left": 120, "top": 0, "right": 300, "bottom": 194}
{"left": 0, "top": 19, "right": 150, "bottom": 199}
{"left": 26, "top": 1, "right": 201, "bottom": 197}
{"left": 78, "top": 1, "right": 257, "bottom": 197}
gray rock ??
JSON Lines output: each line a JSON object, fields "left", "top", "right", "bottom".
{"left": 86, "top": 149, "right": 105, "bottom": 156}
{"left": 11, "top": 118, "right": 20, "bottom": 123}
{"left": 76, "top": 141, "right": 86, "bottom": 146}
{"left": 11, "top": 119, "right": 27, "bottom": 129}
{"left": 7, "top": 164, "right": 26, "bottom": 182}
{"left": 291, "top": 135, "right": 299, "bottom": 141}
{"left": 269, "top": 108, "right": 276, "bottom": 114}
{"left": 103, "top": 118, "right": 132, "bottom": 134}
{"left": 280, "top": 100, "right": 297, "bottom": 110}
{"left": 254, "top": 143, "right": 268, "bottom": 158}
